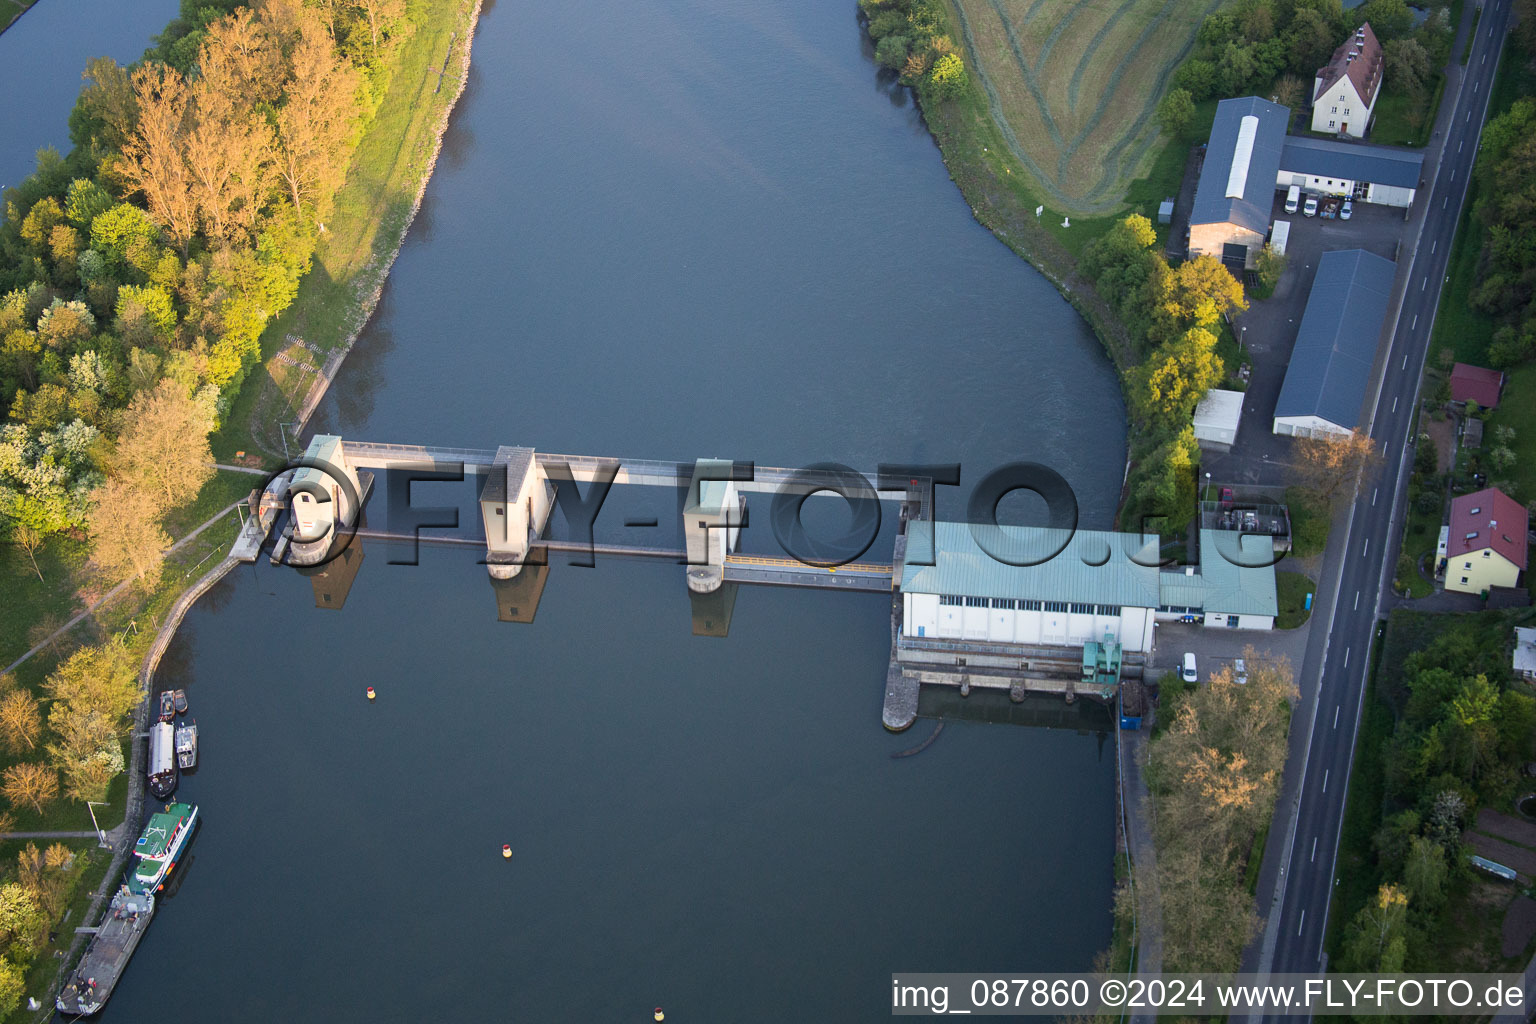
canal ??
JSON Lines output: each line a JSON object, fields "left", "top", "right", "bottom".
{"left": 9, "top": 0, "right": 1130, "bottom": 1018}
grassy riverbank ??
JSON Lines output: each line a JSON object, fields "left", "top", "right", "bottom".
{"left": 214, "top": 0, "right": 480, "bottom": 463}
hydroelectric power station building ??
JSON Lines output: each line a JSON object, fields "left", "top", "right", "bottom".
{"left": 897, "top": 523, "right": 1277, "bottom": 657}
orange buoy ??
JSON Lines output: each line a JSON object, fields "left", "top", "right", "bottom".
{"left": 502, "top": 844, "right": 512, "bottom": 859}
{"left": 366, "top": 686, "right": 376, "bottom": 701}
{"left": 654, "top": 1010, "right": 665, "bottom": 1022}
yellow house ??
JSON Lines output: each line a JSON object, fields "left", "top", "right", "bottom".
{"left": 1444, "top": 488, "right": 1527, "bottom": 596}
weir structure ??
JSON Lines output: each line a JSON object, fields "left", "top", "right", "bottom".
{"left": 233, "top": 436, "right": 1204, "bottom": 731}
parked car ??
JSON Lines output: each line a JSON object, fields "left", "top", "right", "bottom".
{"left": 1233, "top": 658, "right": 1248, "bottom": 685}
{"left": 1182, "top": 652, "right": 1198, "bottom": 684}
{"left": 1340, "top": 200, "right": 1353, "bottom": 220}
{"left": 1303, "top": 195, "right": 1318, "bottom": 217}
{"left": 1285, "top": 184, "right": 1301, "bottom": 214}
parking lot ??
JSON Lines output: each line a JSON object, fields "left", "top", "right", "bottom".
{"left": 1149, "top": 618, "right": 1312, "bottom": 683}
{"left": 1200, "top": 189, "right": 1413, "bottom": 488}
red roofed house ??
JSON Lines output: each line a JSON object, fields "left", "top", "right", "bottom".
{"left": 1445, "top": 487, "right": 1528, "bottom": 595}
{"left": 1311, "top": 23, "right": 1383, "bottom": 139}
{"left": 1450, "top": 363, "right": 1504, "bottom": 409}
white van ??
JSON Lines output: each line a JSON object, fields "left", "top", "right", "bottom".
{"left": 1182, "top": 652, "right": 1198, "bottom": 683}
{"left": 1284, "top": 184, "right": 1300, "bottom": 214}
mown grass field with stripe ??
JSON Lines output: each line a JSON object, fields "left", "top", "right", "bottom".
{"left": 948, "top": 0, "right": 1217, "bottom": 214}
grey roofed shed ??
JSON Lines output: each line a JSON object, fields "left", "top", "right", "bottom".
{"left": 1190, "top": 96, "right": 1290, "bottom": 236}
{"left": 1278, "top": 136, "right": 1423, "bottom": 188}
{"left": 1274, "top": 249, "right": 1396, "bottom": 430}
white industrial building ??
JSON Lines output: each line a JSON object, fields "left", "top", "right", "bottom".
{"left": 1190, "top": 97, "right": 1423, "bottom": 266}
{"left": 1276, "top": 136, "right": 1419, "bottom": 208}
{"left": 1193, "top": 388, "right": 1244, "bottom": 450}
{"left": 1273, "top": 249, "right": 1396, "bottom": 437}
{"left": 898, "top": 523, "right": 1276, "bottom": 656}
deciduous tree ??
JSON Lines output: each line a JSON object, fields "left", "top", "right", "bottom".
{"left": 87, "top": 475, "right": 170, "bottom": 585}
{"left": 0, "top": 690, "right": 42, "bottom": 755}
{"left": 1, "top": 762, "right": 58, "bottom": 814}
{"left": 113, "top": 378, "right": 215, "bottom": 510}
{"left": 118, "top": 64, "right": 198, "bottom": 253}
{"left": 274, "top": 20, "right": 362, "bottom": 221}
{"left": 1293, "top": 430, "right": 1380, "bottom": 503}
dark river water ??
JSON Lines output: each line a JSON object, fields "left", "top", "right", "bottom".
{"left": 0, "top": 0, "right": 180, "bottom": 191}
{"left": 6, "top": 0, "right": 1132, "bottom": 1018}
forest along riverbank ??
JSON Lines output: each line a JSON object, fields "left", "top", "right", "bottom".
{"left": 0, "top": 1, "right": 485, "bottom": 1015}
{"left": 215, "top": 0, "right": 483, "bottom": 462}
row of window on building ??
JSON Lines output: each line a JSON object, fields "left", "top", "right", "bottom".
{"left": 935, "top": 596, "right": 1122, "bottom": 615}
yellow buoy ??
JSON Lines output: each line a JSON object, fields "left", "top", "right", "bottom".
{"left": 366, "top": 686, "right": 376, "bottom": 701}
{"left": 502, "top": 844, "right": 512, "bottom": 859}
{"left": 654, "top": 1010, "right": 665, "bottom": 1022}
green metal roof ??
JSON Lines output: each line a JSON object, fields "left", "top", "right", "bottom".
{"left": 901, "top": 522, "right": 1162, "bottom": 608}
{"left": 900, "top": 523, "right": 1276, "bottom": 617}
{"left": 1160, "top": 532, "right": 1278, "bottom": 616}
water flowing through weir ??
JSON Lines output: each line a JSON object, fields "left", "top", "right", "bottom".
{"left": 70, "top": 0, "right": 1132, "bottom": 1017}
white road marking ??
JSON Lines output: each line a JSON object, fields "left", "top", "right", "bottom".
{"left": 1312, "top": 837, "right": 1318, "bottom": 862}
{"left": 1372, "top": 487, "right": 1378, "bottom": 506}
{"left": 1392, "top": 396, "right": 1399, "bottom": 413}
{"left": 1451, "top": 168, "right": 1457, "bottom": 181}
{"left": 1364, "top": 538, "right": 1370, "bottom": 557}
{"left": 1344, "top": 646, "right": 1351, "bottom": 668}
{"left": 1299, "top": 910, "right": 1307, "bottom": 936}
{"left": 1422, "top": 276, "right": 1429, "bottom": 290}
{"left": 1323, "top": 769, "right": 1329, "bottom": 793}
{"left": 1460, "top": 141, "right": 1465, "bottom": 152}
{"left": 1334, "top": 705, "right": 1340, "bottom": 729}
{"left": 1353, "top": 591, "right": 1360, "bottom": 610}
{"left": 1412, "top": 314, "right": 1419, "bottom": 330}
{"left": 1402, "top": 354, "right": 1408, "bottom": 370}
{"left": 1431, "top": 240, "right": 1437, "bottom": 254}
{"left": 1475, "top": 80, "right": 1480, "bottom": 93}
{"left": 1468, "top": 109, "right": 1473, "bottom": 122}
{"left": 1443, "top": 195, "right": 1450, "bottom": 209}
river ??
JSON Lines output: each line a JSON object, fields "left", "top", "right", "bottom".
{"left": 0, "top": 0, "right": 180, "bottom": 193}
{"left": 6, "top": 0, "right": 1130, "bottom": 1018}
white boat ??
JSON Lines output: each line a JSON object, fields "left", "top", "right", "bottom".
{"left": 147, "top": 722, "right": 177, "bottom": 799}
{"left": 175, "top": 720, "right": 197, "bottom": 769}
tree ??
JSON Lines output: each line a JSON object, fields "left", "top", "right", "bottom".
{"left": 43, "top": 637, "right": 142, "bottom": 729}
{"left": 11, "top": 523, "right": 43, "bottom": 582}
{"left": 87, "top": 475, "right": 170, "bottom": 585}
{"left": 273, "top": 20, "right": 362, "bottom": 222}
{"left": 1403, "top": 835, "right": 1449, "bottom": 912}
{"left": 118, "top": 64, "right": 198, "bottom": 253}
{"left": 0, "top": 690, "right": 42, "bottom": 755}
{"left": 1293, "top": 430, "right": 1380, "bottom": 503}
{"left": 1383, "top": 37, "right": 1431, "bottom": 98}
{"left": 1156, "top": 88, "right": 1196, "bottom": 139}
{"left": 1148, "top": 254, "right": 1248, "bottom": 345}
{"left": 1, "top": 762, "right": 58, "bottom": 814}
{"left": 113, "top": 378, "right": 215, "bottom": 510}
{"left": 1131, "top": 327, "right": 1225, "bottom": 430}
{"left": 355, "top": 0, "right": 407, "bottom": 54}
{"left": 1341, "top": 883, "right": 1409, "bottom": 971}
{"left": 1254, "top": 243, "right": 1288, "bottom": 292}
{"left": 1286, "top": 8, "right": 1339, "bottom": 75}
{"left": 1272, "top": 73, "right": 1306, "bottom": 109}
{"left": 1356, "top": 0, "right": 1414, "bottom": 40}
{"left": 926, "top": 53, "right": 967, "bottom": 99}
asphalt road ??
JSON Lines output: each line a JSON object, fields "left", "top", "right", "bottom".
{"left": 1255, "top": 0, "right": 1515, "bottom": 995}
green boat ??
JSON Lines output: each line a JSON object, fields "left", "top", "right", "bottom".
{"left": 127, "top": 802, "right": 199, "bottom": 895}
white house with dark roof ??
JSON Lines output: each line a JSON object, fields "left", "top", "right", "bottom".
{"left": 1312, "top": 23, "right": 1383, "bottom": 138}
